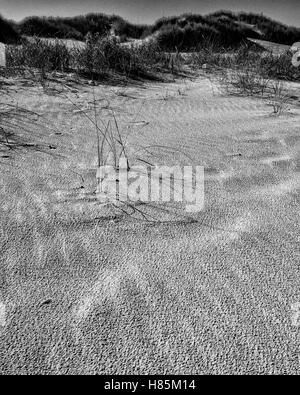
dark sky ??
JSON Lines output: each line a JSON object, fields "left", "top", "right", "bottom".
{"left": 1, "top": 0, "right": 300, "bottom": 27}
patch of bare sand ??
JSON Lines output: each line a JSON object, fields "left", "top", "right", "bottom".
{"left": 0, "top": 303, "right": 6, "bottom": 328}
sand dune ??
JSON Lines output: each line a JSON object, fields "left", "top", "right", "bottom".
{"left": 0, "top": 73, "right": 299, "bottom": 374}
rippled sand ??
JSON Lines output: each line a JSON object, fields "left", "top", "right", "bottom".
{"left": 0, "top": 73, "right": 299, "bottom": 374}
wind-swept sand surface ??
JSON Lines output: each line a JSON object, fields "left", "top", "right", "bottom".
{"left": 0, "top": 73, "right": 299, "bottom": 374}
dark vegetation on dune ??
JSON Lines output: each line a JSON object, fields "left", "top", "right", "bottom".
{"left": 0, "top": 15, "right": 20, "bottom": 44}
{"left": 16, "top": 14, "right": 150, "bottom": 42}
{"left": 154, "top": 11, "right": 300, "bottom": 50}
{"left": 18, "top": 11, "right": 300, "bottom": 49}
{"left": 1, "top": 11, "right": 300, "bottom": 49}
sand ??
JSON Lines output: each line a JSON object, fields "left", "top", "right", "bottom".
{"left": 0, "top": 72, "right": 299, "bottom": 374}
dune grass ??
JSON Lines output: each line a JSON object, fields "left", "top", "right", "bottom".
{"left": 5, "top": 33, "right": 299, "bottom": 86}
{"left": 6, "top": 36, "right": 181, "bottom": 82}
{"left": 190, "top": 42, "right": 300, "bottom": 81}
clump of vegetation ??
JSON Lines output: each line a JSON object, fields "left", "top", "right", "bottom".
{"left": 190, "top": 41, "right": 300, "bottom": 82}
{"left": 7, "top": 38, "right": 70, "bottom": 77}
{"left": 72, "top": 34, "right": 139, "bottom": 77}
{"left": 268, "top": 81, "right": 290, "bottom": 115}
{"left": 75, "top": 35, "right": 183, "bottom": 78}
{"left": 258, "top": 51, "right": 300, "bottom": 81}
{"left": 223, "top": 69, "right": 270, "bottom": 96}
{"left": 6, "top": 35, "right": 177, "bottom": 81}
